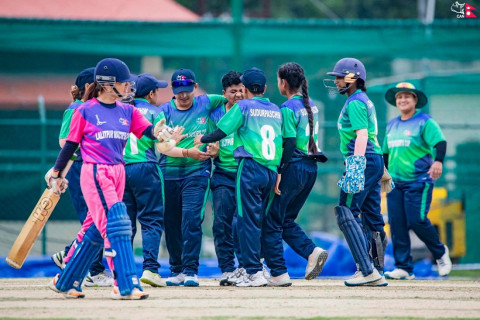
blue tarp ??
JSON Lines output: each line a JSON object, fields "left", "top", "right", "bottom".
{"left": 0, "top": 232, "right": 439, "bottom": 279}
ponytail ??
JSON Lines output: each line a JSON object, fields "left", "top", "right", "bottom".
{"left": 301, "top": 79, "right": 318, "bottom": 154}
{"left": 70, "top": 85, "right": 83, "bottom": 102}
{"left": 83, "top": 82, "right": 102, "bottom": 101}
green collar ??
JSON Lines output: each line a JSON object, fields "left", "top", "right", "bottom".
{"left": 135, "top": 98, "right": 149, "bottom": 103}
{"left": 252, "top": 96, "right": 269, "bottom": 102}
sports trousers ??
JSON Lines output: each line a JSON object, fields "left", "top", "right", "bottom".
{"left": 387, "top": 181, "right": 445, "bottom": 273}
{"left": 263, "top": 158, "right": 317, "bottom": 277}
{"left": 339, "top": 153, "right": 385, "bottom": 271}
{"left": 236, "top": 158, "right": 276, "bottom": 275}
{"left": 211, "top": 168, "right": 242, "bottom": 273}
{"left": 65, "top": 160, "right": 104, "bottom": 276}
{"left": 163, "top": 174, "right": 210, "bottom": 276}
{"left": 124, "top": 162, "right": 164, "bottom": 273}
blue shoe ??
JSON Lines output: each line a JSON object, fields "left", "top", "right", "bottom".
{"left": 184, "top": 274, "right": 199, "bottom": 287}
{"left": 166, "top": 273, "right": 185, "bottom": 286}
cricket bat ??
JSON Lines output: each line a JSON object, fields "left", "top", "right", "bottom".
{"left": 6, "top": 159, "right": 75, "bottom": 269}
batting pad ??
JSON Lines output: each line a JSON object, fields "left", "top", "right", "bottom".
{"left": 107, "top": 202, "right": 141, "bottom": 296}
{"left": 335, "top": 206, "right": 372, "bottom": 276}
{"left": 56, "top": 224, "right": 104, "bottom": 292}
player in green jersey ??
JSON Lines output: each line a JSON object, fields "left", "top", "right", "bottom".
{"left": 324, "top": 58, "right": 387, "bottom": 287}
{"left": 158, "top": 69, "right": 226, "bottom": 287}
{"left": 195, "top": 67, "right": 283, "bottom": 287}
{"left": 383, "top": 82, "right": 451, "bottom": 280}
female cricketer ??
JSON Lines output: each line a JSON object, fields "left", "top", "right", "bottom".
{"left": 324, "top": 57, "right": 387, "bottom": 287}
{"left": 46, "top": 58, "right": 175, "bottom": 300}
{"left": 383, "top": 82, "right": 451, "bottom": 280}
{"left": 262, "top": 62, "right": 328, "bottom": 286}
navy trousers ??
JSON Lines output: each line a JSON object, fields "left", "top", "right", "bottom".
{"left": 124, "top": 162, "right": 164, "bottom": 273}
{"left": 339, "top": 153, "right": 386, "bottom": 271}
{"left": 65, "top": 160, "right": 104, "bottom": 276}
{"left": 263, "top": 158, "right": 317, "bottom": 277}
{"left": 236, "top": 158, "right": 276, "bottom": 275}
{"left": 211, "top": 168, "right": 242, "bottom": 273}
{"left": 163, "top": 175, "right": 210, "bottom": 275}
{"left": 387, "top": 181, "right": 445, "bottom": 273}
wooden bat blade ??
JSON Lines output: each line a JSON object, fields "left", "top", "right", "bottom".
{"left": 6, "top": 188, "right": 60, "bottom": 269}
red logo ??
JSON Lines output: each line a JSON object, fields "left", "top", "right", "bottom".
{"left": 466, "top": 2, "right": 477, "bottom": 17}
{"left": 176, "top": 75, "right": 186, "bottom": 80}
{"left": 119, "top": 118, "right": 129, "bottom": 126}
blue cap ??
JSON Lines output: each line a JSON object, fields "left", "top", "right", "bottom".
{"left": 171, "top": 68, "right": 196, "bottom": 94}
{"left": 75, "top": 67, "right": 95, "bottom": 91}
{"left": 241, "top": 67, "right": 266, "bottom": 93}
{"left": 94, "top": 58, "right": 135, "bottom": 83}
{"left": 135, "top": 73, "right": 168, "bottom": 97}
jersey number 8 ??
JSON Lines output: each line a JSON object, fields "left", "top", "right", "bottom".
{"left": 261, "top": 125, "right": 276, "bottom": 160}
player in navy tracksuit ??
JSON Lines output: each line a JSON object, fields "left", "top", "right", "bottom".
{"left": 209, "top": 71, "right": 244, "bottom": 285}
{"left": 262, "top": 62, "right": 328, "bottom": 286}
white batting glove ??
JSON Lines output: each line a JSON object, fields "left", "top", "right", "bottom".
{"left": 155, "top": 139, "right": 176, "bottom": 154}
{"left": 154, "top": 119, "right": 173, "bottom": 142}
{"left": 45, "top": 167, "right": 68, "bottom": 194}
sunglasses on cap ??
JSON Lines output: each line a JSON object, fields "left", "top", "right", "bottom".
{"left": 172, "top": 79, "right": 195, "bottom": 87}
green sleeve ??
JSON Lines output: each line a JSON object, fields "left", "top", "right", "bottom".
{"left": 281, "top": 107, "right": 297, "bottom": 138}
{"left": 217, "top": 103, "right": 243, "bottom": 136}
{"left": 348, "top": 100, "right": 368, "bottom": 131}
{"left": 422, "top": 118, "right": 446, "bottom": 147}
{"left": 207, "top": 94, "right": 228, "bottom": 110}
{"left": 382, "top": 135, "right": 389, "bottom": 153}
{"left": 153, "top": 111, "right": 166, "bottom": 126}
{"left": 59, "top": 109, "right": 74, "bottom": 139}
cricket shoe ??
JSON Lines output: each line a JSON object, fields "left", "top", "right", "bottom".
{"left": 48, "top": 273, "right": 85, "bottom": 299}
{"left": 235, "top": 270, "right": 268, "bottom": 287}
{"left": 223, "top": 268, "right": 246, "bottom": 286}
{"left": 267, "top": 272, "right": 292, "bottom": 287}
{"left": 219, "top": 271, "right": 236, "bottom": 286}
{"left": 166, "top": 272, "right": 185, "bottom": 286}
{"left": 111, "top": 286, "right": 149, "bottom": 300}
{"left": 363, "top": 272, "right": 389, "bottom": 287}
{"left": 437, "top": 245, "right": 452, "bottom": 276}
{"left": 305, "top": 247, "right": 328, "bottom": 280}
{"left": 385, "top": 268, "right": 415, "bottom": 280}
{"left": 140, "top": 270, "right": 166, "bottom": 287}
{"left": 344, "top": 268, "right": 382, "bottom": 287}
{"left": 184, "top": 274, "right": 199, "bottom": 287}
{"left": 84, "top": 271, "right": 114, "bottom": 287}
{"left": 51, "top": 250, "right": 66, "bottom": 270}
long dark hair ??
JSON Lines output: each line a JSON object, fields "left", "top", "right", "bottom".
{"left": 278, "top": 62, "right": 318, "bottom": 154}
{"left": 83, "top": 82, "right": 102, "bottom": 101}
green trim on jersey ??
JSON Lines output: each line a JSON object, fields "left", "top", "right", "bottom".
{"left": 156, "top": 164, "right": 165, "bottom": 209}
{"left": 236, "top": 158, "right": 245, "bottom": 218}
{"left": 281, "top": 107, "right": 297, "bottom": 138}
{"left": 420, "top": 183, "right": 430, "bottom": 221}
{"left": 59, "top": 99, "right": 82, "bottom": 139}
{"left": 213, "top": 105, "right": 237, "bottom": 173}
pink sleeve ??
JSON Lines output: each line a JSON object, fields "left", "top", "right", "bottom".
{"left": 66, "top": 109, "right": 86, "bottom": 143}
{"left": 130, "top": 107, "right": 152, "bottom": 139}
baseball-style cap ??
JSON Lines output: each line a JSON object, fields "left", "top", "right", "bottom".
{"left": 135, "top": 73, "right": 168, "bottom": 97}
{"left": 171, "top": 68, "right": 196, "bottom": 94}
{"left": 385, "top": 82, "right": 428, "bottom": 108}
{"left": 75, "top": 67, "right": 95, "bottom": 91}
{"left": 94, "top": 58, "right": 136, "bottom": 83}
{"left": 241, "top": 67, "right": 266, "bottom": 93}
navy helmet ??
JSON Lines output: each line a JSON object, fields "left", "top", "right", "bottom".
{"left": 327, "top": 58, "right": 366, "bottom": 82}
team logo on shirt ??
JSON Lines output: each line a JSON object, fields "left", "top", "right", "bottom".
{"left": 96, "top": 114, "right": 106, "bottom": 126}
{"left": 119, "top": 118, "right": 129, "bottom": 126}
{"left": 403, "top": 129, "right": 412, "bottom": 136}
{"left": 196, "top": 117, "right": 206, "bottom": 124}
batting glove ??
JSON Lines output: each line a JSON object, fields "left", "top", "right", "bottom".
{"left": 338, "top": 155, "right": 366, "bottom": 194}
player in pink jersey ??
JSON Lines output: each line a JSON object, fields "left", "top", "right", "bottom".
{"left": 45, "top": 58, "right": 175, "bottom": 300}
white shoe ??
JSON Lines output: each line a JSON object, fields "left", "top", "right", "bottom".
{"left": 166, "top": 273, "right": 185, "bottom": 286}
{"left": 345, "top": 268, "right": 382, "bottom": 287}
{"left": 48, "top": 273, "right": 85, "bottom": 299}
{"left": 51, "top": 251, "right": 66, "bottom": 270}
{"left": 267, "top": 272, "right": 292, "bottom": 287}
{"left": 364, "top": 274, "right": 389, "bottom": 287}
{"left": 184, "top": 274, "right": 199, "bottom": 287}
{"left": 84, "top": 271, "right": 114, "bottom": 287}
{"left": 140, "top": 270, "right": 166, "bottom": 287}
{"left": 219, "top": 271, "right": 235, "bottom": 286}
{"left": 305, "top": 247, "right": 328, "bottom": 280}
{"left": 437, "top": 245, "right": 452, "bottom": 276}
{"left": 385, "top": 268, "right": 415, "bottom": 280}
{"left": 223, "top": 268, "right": 246, "bottom": 286}
{"left": 235, "top": 270, "right": 268, "bottom": 287}
{"left": 111, "top": 286, "right": 149, "bottom": 300}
